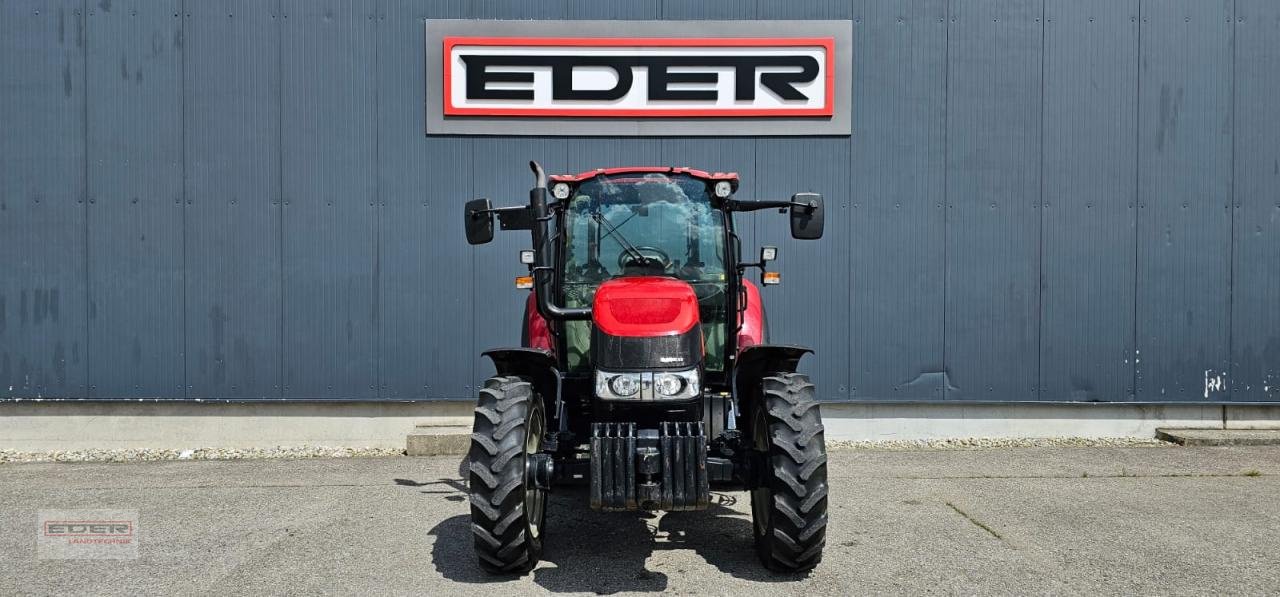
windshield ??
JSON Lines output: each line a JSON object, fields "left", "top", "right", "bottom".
{"left": 560, "top": 172, "right": 729, "bottom": 371}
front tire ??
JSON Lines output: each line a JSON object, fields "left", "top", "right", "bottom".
{"left": 468, "top": 376, "right": 547, "bottom": 573}
{"left": 749, "top": 373, "right": 829, "bottom": 572}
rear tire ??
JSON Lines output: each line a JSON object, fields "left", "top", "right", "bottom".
{"left": 468, "top": 376, "right": 547, "bottom": 574}
{"left": 749, "top": 373, "right": 829, "bottom": 572}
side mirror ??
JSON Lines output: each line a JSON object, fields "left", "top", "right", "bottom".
{"left": 789, "top": 193, "right": 824, "bottom": 240}
{"left": 464, "top": 198, "right": 494, "bottom": 245}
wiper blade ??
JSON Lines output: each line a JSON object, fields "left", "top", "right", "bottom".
{"left": 592, "top": 212, "right": 649, "bottom": 266}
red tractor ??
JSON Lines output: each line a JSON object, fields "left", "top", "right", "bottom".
{"left": 463, "top": 162, "right": 827, "bottom": 573}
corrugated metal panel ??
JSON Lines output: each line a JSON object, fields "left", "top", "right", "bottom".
{"left": 3, "top": 0, "right": 1279, "bottom": 404}
{"left": 847, "top": 0, "right": 948, "bottom": 400}
{"left": 944, "top": 0, "right": 1044, "bottom": 401}
{"left": 85, "top": 0, "right": 185, "bottom": 398}
{"left": 279, "top": 0, "right": 376, "bottom": 399}
{"left": 567, "top": 0, "right": 659, "bottom": 19}
{"left": 755, "top": 139, "right": 852, "bottom": 400}
{"left": 1231, "top": 0, "right": 1280, "bottom": 401}
{"left": 375, "top": 0, "right": 472, "bottom": 400}
{"left": 754, "top": 0, "right": 852, "bottom": 400}
{"left": 0, "top": 0, "right": 88, "bottom": 399}
{"left": 660, "top": 0, "right": 744, "bottom": 19}
{"left": 1134, "top": 0, "right": 1233, "bottom": 401}
{"left": 469, "top": 0, "right": 567, "bottom": 20}
{"left": 759, "top": 0, "right": 848, "bottom": 20}
{"left": 183, "top": 0, "right": 283, "bottom": 399}
{"left": 1038, "top": 0, "right": 1138, "bottom": 402}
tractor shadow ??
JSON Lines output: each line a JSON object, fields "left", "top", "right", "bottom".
{"left": 427, "top": 487, "right": 670, "bottom": 593}
{"left": 654, "top": 492, "right": 810, "bottom": 583}
{"left": 419, "top": 458, "right": 807, "bottom": 592}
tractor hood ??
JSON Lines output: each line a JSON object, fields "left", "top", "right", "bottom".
{"left": 592, "top": 277, "right": 700, "bottom": 338}
{"left": 591, "top": 277, "right": 703, "bottom": 372}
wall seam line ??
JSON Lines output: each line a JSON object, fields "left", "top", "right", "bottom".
{"left": 845, "top": 10, "right": 853, "bottom": 400}
{"left": 180, "top": 0, "right": 188, "bottom": 399}
{"left": 277, "top": 0, "right": 285, "bottom": 399}
{"left": 82, "top": 0, "right": 90, "bottom": 398}
{"left": 372, "top": 2, "right": 381, "bottom": 400}
{"left": 1227, "top": 0, "right": 1237, "bottom": 400}
{"left": 1131, "top": 0, "right": 1143, "bottom": 401}
{"left": 941, "top": 0, "right": 951, "bottom": 400}
{"left": 1036, "top": 0, "right": 1046, "bottom": 401}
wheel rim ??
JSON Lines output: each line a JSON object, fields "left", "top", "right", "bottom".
{"left": 750, "top": 406, "right": 771, "bottom": 536}
{"left": 523, "top": 406, "right": 547, "bottom": 540}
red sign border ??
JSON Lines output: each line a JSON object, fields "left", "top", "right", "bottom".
{"left": 442, "top": 36, "right": 836, "bottom": 118}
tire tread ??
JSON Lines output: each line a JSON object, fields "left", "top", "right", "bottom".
{"left": 752, "top": 373, "right": 829, "bottom": 573}
{"left": 468, "top": 376, "right": 543, "bottom": 574}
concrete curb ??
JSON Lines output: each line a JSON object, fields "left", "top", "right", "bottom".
{"left": 1154, "top": 428, "right": 1280, "bottom": 446}
{"left": 406, "top": 426, "right": 471, "bottom": 456}
{"left": 3, "top": 401, "right": 1277, "bottom": 452}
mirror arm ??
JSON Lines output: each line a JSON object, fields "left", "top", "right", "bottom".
{"left": 468, "top": 200, "right": 559, "bottom": 219}
{"left": 726, "top": 199, "right": 815, "bottom": 212}
{"left": 469, "top": 204, "right": 523, "bottom": 217}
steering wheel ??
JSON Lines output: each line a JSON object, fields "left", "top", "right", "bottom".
{"left": 617, "top": 246, "right": 672, "bottom": 271}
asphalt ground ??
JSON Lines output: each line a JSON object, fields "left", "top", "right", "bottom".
{"left": 2, "top": 445, "right": 1278, "bottom": 596}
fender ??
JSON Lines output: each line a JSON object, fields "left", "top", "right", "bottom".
{"left": 736, "top": 344, "right": 812, "bottom": 378}
{"left": 482, "top": 348, "right": 561, "bottom": 425}
{"left": 733, "top": 344, "right": 813, "bottom": 418}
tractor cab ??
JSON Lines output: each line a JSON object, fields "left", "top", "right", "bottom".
{"left": 461, "top": 162, "right": 830, "bottom": 574}
{"left": 555, "top": 169, "right": 732, "bottom": 374}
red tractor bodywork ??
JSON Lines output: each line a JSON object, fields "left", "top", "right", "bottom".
{"left": 522, "top": 293, "right": 555, "bottom": 354}
{"left": 737, "top": 279, "right": 767, "bottom": 350}
{"left": 523, "top": 278, "right": 767, "bottom": 356}
{"left": 550, "top": 166, "right": 740, "bottom": 187}
{"left": 592, "top": 277, "right": 700, "bottom": 338}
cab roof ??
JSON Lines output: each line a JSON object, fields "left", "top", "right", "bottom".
{"left": 549, "top": 167, "right": 740, "bottom": 192}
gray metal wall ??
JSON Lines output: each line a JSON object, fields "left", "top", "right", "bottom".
{"left": 1, "top": 0, "right": 1277, "bottom": 403}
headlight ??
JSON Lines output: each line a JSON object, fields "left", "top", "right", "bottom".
{"left": 551, "top": 182, "right": 571, "bottom": 200}
{"left": 608, "top": 374, "right": 639, "bottom": 397}
{"left": 596, "top": 372, "right": 641, "bottom": 398}
{"left": 713, "top": 180, "right": 733, "bottom": 198}
{"left": 653, "top": 373, "right": 685, "bottom": 397}
{"left": 658, "top": 369, "right": 700, "bottom": 399}
{"left": 595, "top": 369, "right": 700, "bottom": 400}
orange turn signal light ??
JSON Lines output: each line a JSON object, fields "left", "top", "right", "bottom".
{"left": 762, "top": 272, "right": 781, "bottom": 285}
{"left": 515, "top": 276, "right": 534, "bottom": 290}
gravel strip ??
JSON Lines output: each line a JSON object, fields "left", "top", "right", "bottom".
{"left": 1, "top": 436, "right": 1174, "bottom": 464}
{"left": 0, "top": 445, "right": 405, "bottom": 464}
{"left": 827, "top": 436, "right": 1174, "bottom": 450}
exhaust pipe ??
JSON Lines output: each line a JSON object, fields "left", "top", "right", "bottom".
{"left": 528, "top": 161, "right": 591, "bottom": 322}
{"left": 530, "top": 160, "right": 547, "bottom": 190}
